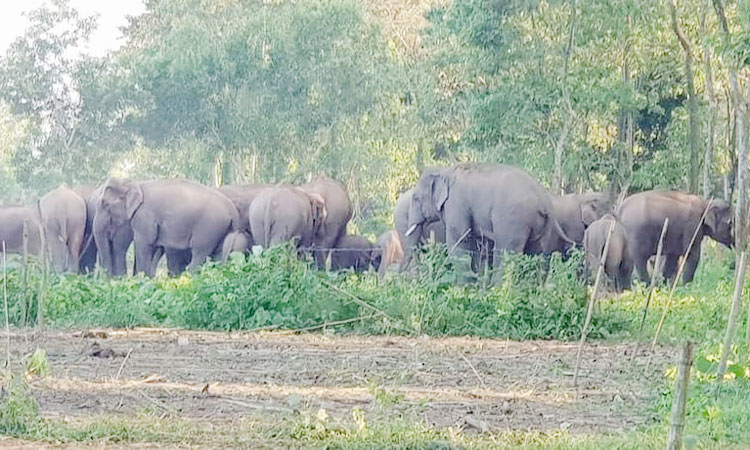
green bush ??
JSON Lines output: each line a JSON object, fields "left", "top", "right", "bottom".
{"left": 0, "top": 376, "right": 40, "bottom": 436}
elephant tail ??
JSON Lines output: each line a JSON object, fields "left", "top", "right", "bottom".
{"left": 262, "top": 199, "right": 272, "bottom": 248}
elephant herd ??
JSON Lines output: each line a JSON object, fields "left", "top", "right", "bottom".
{"left": 0, "top": 163, "right": 735, "bottom": 288}
{"left": 395, "top": 163, "right": 734, "bottom": 289}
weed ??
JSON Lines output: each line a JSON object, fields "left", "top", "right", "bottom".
{"left": 23, "top": 348, "right": 50, "bottom": 377}
{"left": 0, "top": 376, "right": 40, "bottom": 435}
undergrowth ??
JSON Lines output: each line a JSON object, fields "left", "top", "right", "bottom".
{"left": 0, "top": 242, "right": 744, "bottom": 344}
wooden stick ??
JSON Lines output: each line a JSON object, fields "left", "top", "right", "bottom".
{"left": 573, "top": 219, "right": 616, "bottom": 387}
{"left": 666, "top": 341, "right": 694, "bottom": 450}
{"left": 716, "top": 251, "right": 747, "bottom": 382}
{"left": 3, "top": 241, "right": 9, "bottom": 369}
{"left": 647, "top": 201, "right": 713, "bottom": 370}
{"left": 37, "top": 222, "right": 46, "bottom": 331}
{"left": 639, "top": 218, "right": 670, "bottom": 332}
{"left": 460, "top": 353, "right": 489, "bottom": 390}
{"left": 21, "top": 220, "right": 28, "bottom": 327}
{"left": 115, "top": 348, "right": 133, "bottom": 381}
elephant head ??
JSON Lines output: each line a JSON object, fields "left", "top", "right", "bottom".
{"left": 99, "top": 178, "right": 144, "bottom": 229}
{"left": 406, "top": 169, "right": 448, "bottom": 237}
{"left": 580, "top": 193, "right": 611, "bottom": 226}
{"left": 704, "top": 199, "right": 733, "bottom": 247}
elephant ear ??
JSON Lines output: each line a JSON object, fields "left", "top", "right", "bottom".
{"left": 430, "top": 173, "right": 450, "bottom": 212}
{"left": 124, "top": 182, "right": 144, "bottom": 219}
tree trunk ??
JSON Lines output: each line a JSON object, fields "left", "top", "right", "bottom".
{"left": 669, "top": 0, "right": 701, "bottom": 194}
{"left": 714, "top": 0, "right": 747, "bottom": 252}
{"left": 552, "top": 0, "right": 577, "bottom": 195}
{"left": 701, "top": 0, "right": 717, "bottom": 199}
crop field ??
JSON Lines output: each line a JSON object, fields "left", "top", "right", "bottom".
{"left": 0, "top": 245, "right": 748, "bottom": 448}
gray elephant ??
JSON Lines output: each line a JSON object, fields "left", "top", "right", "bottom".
{"left": 72, "top": 185, "right": 98, "bottom": 274}
{"left": 92, "top": 184, "right": 134, "bottom": 277}
{"left": 219, "top": 184, "right": 271, "bottom": 249}
{"left": 329, "top": 235, "right": 373, "bottom": 272}
{"left": 583, "top": 213, "right": 632, "bottom": 292}
{"left": 551, "top": 192, "right": 612, "bottom": 247}
{"left": 96, "top": 178, "right": 240, "bottom": 277}
{"left": 0, "top": 205, "right": 43, "bottom": 258}
{"left": 394, "top": 188, "right": 445, "bottom": 269}
{"left": 301, "top": 174, "right": 352, "bottom": 269}
{"left": 38, "top": 184, "right": 87, "bottom": 273}
{"left": 248, "top": 186, "right": 327, "bottom": 251}
{"left": 372, "top": 229, "right": 405, "bottom": 277}
{"left": 406, "top": 164, "right": 572, "bottom": 281}
{"left": 617, "top": 191, "right": 733, "bottom": 284}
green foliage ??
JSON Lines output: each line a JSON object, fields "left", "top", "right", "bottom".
{"left": 0, "top": 376, "right": 40, "bottom": 436}
{"left": 23, "top": 348, "right": 50, "bottom": 378}
{"left": 3, "top": 245, "right": 625, "bottom": 341}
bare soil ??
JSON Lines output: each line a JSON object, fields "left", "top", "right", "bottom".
{"left": 6, "top": 328, "right": 676, "bottom": 438}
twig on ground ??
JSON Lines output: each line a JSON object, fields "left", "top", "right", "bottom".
{"left": 459, "top": 353, "right": 489, "bottom": 390}
{"left": 115, "top": 348, "right": 133, "bottom": 381}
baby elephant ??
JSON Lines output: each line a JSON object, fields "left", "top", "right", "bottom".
{"left": 328, "top": 235, "right": 374, "bottom": 273}
{"left": 583, "top": 214, "right": 632, "bottom": 292}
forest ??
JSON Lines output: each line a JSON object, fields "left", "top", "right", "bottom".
{"left": 0, "top": 0, "right": 750, "bottom": 448}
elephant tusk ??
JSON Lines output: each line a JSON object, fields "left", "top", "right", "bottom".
{"left": 405, "top": 224, "right": 419, "bottom": 236}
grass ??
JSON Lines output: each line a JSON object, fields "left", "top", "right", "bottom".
{"left": 1, "top": 242, "right": 749, "bottom": 447}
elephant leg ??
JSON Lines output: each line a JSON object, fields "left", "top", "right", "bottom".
{"left": 112, "top": 228, "right": 133, "bottom": 277}
{"left": 166, "top": 248, "right": 191, "bottom": 276}
{"left": 616, "top": 258, "right": 633, "bottom": 292}
{"left": 633, "top": 252, "right": 650, "bottom": 283}
{"left": 682, "top": 248, "right": 701, "bottom": 284}
{"left": 134, "top": 236, "right": 157, "bottom": 277}
{"left": 150, "top": 246, "right": 165, "bottom": 274}
{"left": 662, "top": 255, "right": 679, "bottom": 284}
{"left": 490, "top": 225, "right": 530, "bottom": 285}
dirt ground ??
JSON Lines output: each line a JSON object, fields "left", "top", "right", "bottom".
{"left": 5, "top": 328, "right": 676, "bottom": 439}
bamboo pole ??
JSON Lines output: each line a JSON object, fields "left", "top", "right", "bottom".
{"left": 573, "top": 219, "right": 616, "bottom": 387}
{"left": 666, "top": 341, "right": 694, "bottom": 450}
{"left": 716, "top": 251, "right": 747, "bottom": 382}
{"left": 21, "top": 220, "right": 28, "bottom": 327}
{"left": 3, "top": 241, "right": 9, "bottom": 369}
{"left": 647, "top": 201, "right": 712, "bottom": 370}
{"left": 640, "top": 218, "right": 670, "bottom": 332}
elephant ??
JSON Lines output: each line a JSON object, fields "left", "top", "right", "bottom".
{"left": 248, "top": 186, "right": 327, "bottom": 251}
{"left": 329, "top": 235, "right": 373, "bottom": 272}
{"left": 0, "top": 205, "right": 43, "bottom": 258}
{"left": 617, "top": 191, "right": 733, "bottom": 284}
{"left": 394, "top": 188, "right": 445, "bottom": 269}
{"left": 550, "top": 192, "right": 612, "bottom": 249}
{"left": 72, "top": 185, "right": 98, "bottom": 274}
{"left": 301, "top": 174, "right": 352, "bottom": 269}
{"left": 583, "top": 213, "right": 632, "bottom": 292}
{"left": 372, "top": 229, "right": 405, "bottom": 278}
{"left": 92, "top": 184, "right": 134, "bottom": 277}
{"left": 219, "top": 183, "right": 271, "bottom": 237}
{"left": 405, "top": 164, "right": 573, "bottom": 282}
{"left": 96, "top": 178, "right": 241, "bottom": 277}
{"left": 38, "top": 184, "right": 87, "bottom": 273}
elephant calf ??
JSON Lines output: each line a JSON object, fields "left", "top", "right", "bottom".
{"left": 583, "top": 214, "right": 632, "bottom": 292}
{"left": 329, "top": 235, "right": 373, "bottom": 272}
{"left": 0, "top": 205, "right": 43, "bottom": 257}
{"left": 372, "top": 229, "right": 405, "bottom": 278}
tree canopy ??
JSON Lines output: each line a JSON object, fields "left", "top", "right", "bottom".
{"left": 0, "top": 0, "right": 748, "bottom": 232}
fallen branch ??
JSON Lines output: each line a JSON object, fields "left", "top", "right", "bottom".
{"left": 459, "top": 352, "right": 489, "bottom": 390}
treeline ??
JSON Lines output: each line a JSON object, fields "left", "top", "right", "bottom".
{"left": 0, "top": 0, "right": 749, "bottom": 235}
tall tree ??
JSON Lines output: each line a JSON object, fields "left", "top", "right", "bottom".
{"left": 669, "top": 0, "right": 701, "bottom": 193}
